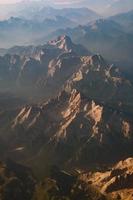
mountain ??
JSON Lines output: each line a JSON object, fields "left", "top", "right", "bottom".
{"left": 110, "top": 10, "right": 133, "bottom": 33}
{"left": 0, "top": 35, "right": 133, "bottom": 198}
{"left": 1, "top": 0, "right": 132, "bottom": 17}
{"left": 80, "top": 157, "right": 133, "bottom": 199}
{"left": 0, "top": 37, "right": 133, "bottom": 177}
{"left": 0, "top": 160, "right": 112, "bottom": 200}
{"left": 48, "top": 19, "right": 133, "bottom": 68}
{"left": 0, "top": 0, "right": 133, "bottom": 198}
{"left": 0, "top": 3, "right": 100, "bottom": 24}
{"left": 0, "top": 5, "right": 100, "bottom": 48}
{"left": 22, "top": 7, "right": 100, "bottom": 25}
{"left": 0, "top": 1, "right": 100, "bottom": 20}
{"left": 0, "top": 16, "right": 76, "bottom": 48}
{"left": 0, "top": 157, "right": 132, "bottom": 200}
{"left": 0, "top": 35, "right": 89, "bottom": 99}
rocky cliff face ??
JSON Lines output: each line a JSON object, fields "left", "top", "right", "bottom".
{"left": 49, "top": 19, "right": 133, "bottom": 67}
{"left": 0, "top": 36, "right": 89, "bottom": 99}
{"left": 0, "top": 36, "right": 133, "bottom": 199}
{"left": 80, "top": 157, "right": 133, "bottom": 199}
{"left": 0, "top": 87, "right": 132, "bottom": 177}
{"left": 2, "top": 35, "right": 132, "bottom": 104}
{"left": 0, "top": 37, "right": 133, "bottom": 170}
{"left": 65, "top": 55, "right": 133, "bottom": 107}
{"left": 0, "top": 160, "right": 111, "bottom": 200}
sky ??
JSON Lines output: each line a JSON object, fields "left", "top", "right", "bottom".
{"left": 0, "top": 0, "right": 114, "bottom": 5}
{"left": 0, "top": 0, "right": 85, "bottom": 4}
{"left": 0, "top": 0, "right": 115, "bottom": 14}
{"left": 0, "top": 0, "right": 20, "bottom": 3}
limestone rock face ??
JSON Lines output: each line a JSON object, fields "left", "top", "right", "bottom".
{"left": 80, "top": 157, "right": 133, "bottom": 199}
{"left": 48, "top": 35, "right": 89, "bottom": 55}
{"left": 0, "top": 86, "right": 131, "bottom": 171}
{"left": 1, "top": 40, "right": 133, "bottom": 168}
{"left": 65, "top": 54, "right": 133, "bottom": 108}
{"left": 0, "top": 37, "right": 133, "bottom": 199}
{"left": 0, "top": 35, "right": 90, "bottom": 99}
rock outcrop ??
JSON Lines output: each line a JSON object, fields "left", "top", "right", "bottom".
{"left": 0, "top": 87, "right": 131, "bottom": 177}
{"left": 80, "top": 157, "right": 133, "bottom": 199}
{"left": 0, "top": 36, "right": 89, "bottom": 99}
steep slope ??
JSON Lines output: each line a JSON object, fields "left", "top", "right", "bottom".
{"left": 0, "top": 53, "right": 133, "bottom": 178}
{"left": 0, "top": 16, "right": 76, "bottom": 48}
{"left": 0, "top": 36, "right": 89, "bottom": 99}
{"left": 34, "top": 167, "right": 111, "bottom": 200}
{"left": 0, "top": 3, "right": 100, "bottom": 24}
{"left": 65, "top": 55, "right": 133, "bottom": 106}
{"left": 0, "top": 5, "right": 100, "bottom": 48}
{"left": 80, "top": 157, "right": 133, "bottom": 199}
{"left": 1, "top": 0, "right": 132, "bottom": 18}
{"left": 5, "top": 89, "right": 133, "bottom": 176}
{"left": 41, "top": 52, "right": 133, "bottom": 107}
{"left": 48, "top": 19, "right": 133, "bottom": 66}
{"left": 110, "top": 10, "right": 133, "bottom": 33}
{"left": 26, "top": 7, "right": 100, "bottom": 25}
{"left": 0, "top": 160, "right": 111, "bottom": 200}
{"left": 6, "top": 35, "right": 89, "bottom": 57}
{"left": 0, "top": 54, "right": 44, "bottom": 95}
{"left": 0, "top": 37, "right": 133, "bottom": 190}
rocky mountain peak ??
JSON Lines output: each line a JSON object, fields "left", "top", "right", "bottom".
{"left": 48, "top": 35, "right": 89, "bottom": 56}
{"left": 48, "top": 35, "right": 74, "bottom": 52}
{"left": 81, "top": 54, "right": 106, "bottom": 68}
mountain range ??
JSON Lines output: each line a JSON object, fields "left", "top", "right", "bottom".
{"left": 0, "top": 16, "right": 76, "bottom": 48}
{"left": 0, "top": 8, "right": 133, "bottom": 73}
{"left": 0, "top": 36, "right": 133, "bottom": 199}
{"left": 45, "top": 13, "right": 133, "bottom": 81}
{"left": 0, "top": 4, "right": 132, "bottom": 81}
{"left": 0, "top": 1, "right": 133, "bottom": 199}
{"left": 111, "top": 9, "right": 133, "bottom": 33}
{"left": 0, "top": 35, "right": 89, "bottom": 98}
{"left": 0, "top": 7, "right": 100, "bottom": 48}
{"left": 52, "top": 23, "right": 133, "bottom": 63}
{"left": 0, "top": 0, "right": 133, "bottom": 17}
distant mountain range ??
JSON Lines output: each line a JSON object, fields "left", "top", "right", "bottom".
{"left": 0, "top": 16, "right": 76, "bottom": 48}
{"left": 111, "top": 9, "right": 133, "bottom": 33}
{"left": 1, "top": 8, "right": 133, "bottom": 84}
{"left": 47, "top": 18, "right": 133, "bottom": 67}
{"left": 20, "top": 7, "right": 100, "bottom": 24}
{"left": 0, "top": 0, "right": 133, "bottom": 18}
{"left": 41, "top": 10, "right": 133, "bottom": 81}
{"left": 0, "top": 7, "right": 100, "bottom": 48}
{"left": 0, "top": 2, "right": 133, "bottom": 199}
{"left": 0, "top": 9, "right": 133, "bottom": 67}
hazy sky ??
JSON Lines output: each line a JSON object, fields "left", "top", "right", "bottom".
{"left": 0, "top": 0, "right": 86, "bottom": 4}
{"left": 0, "top": 0, "right": 116, "bottom": 5}
{"left": 0, "top": 0, "right": 21, "bottom": 3}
